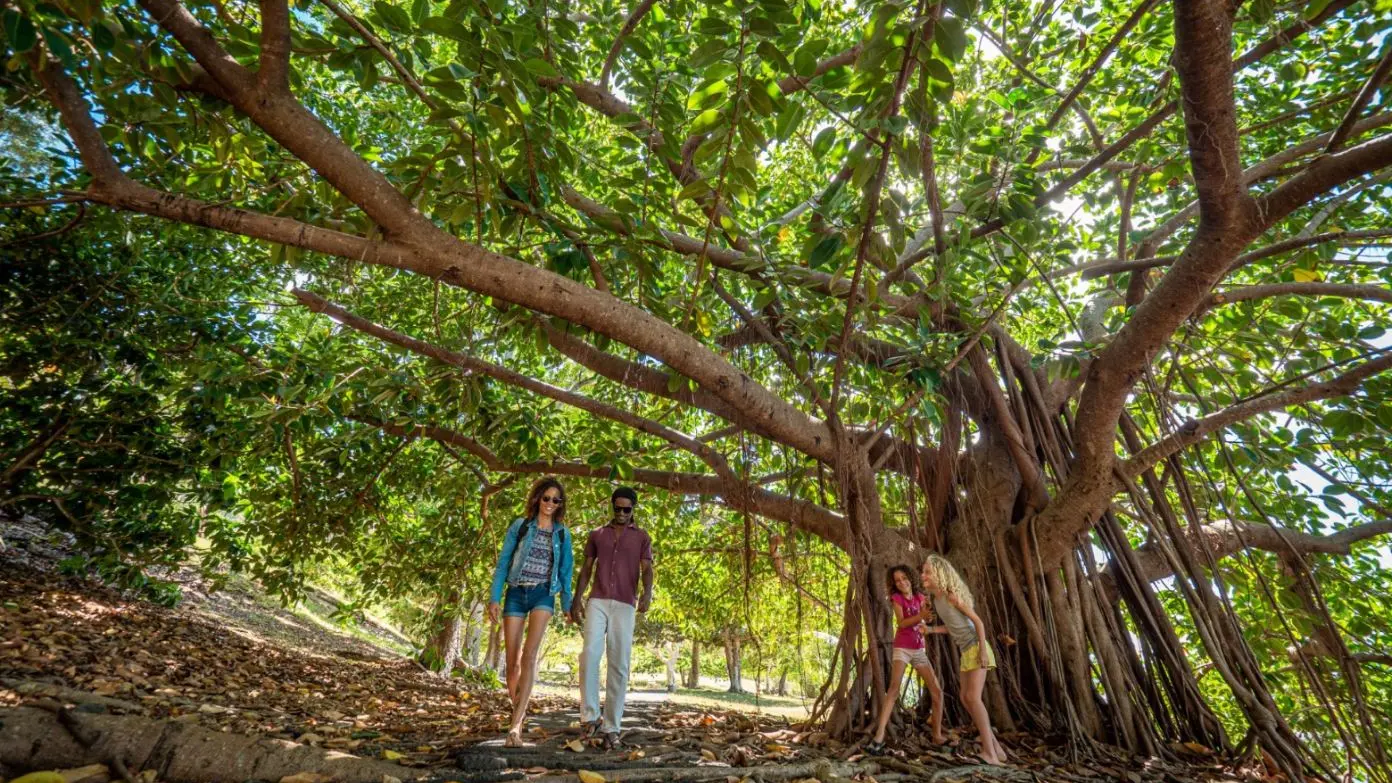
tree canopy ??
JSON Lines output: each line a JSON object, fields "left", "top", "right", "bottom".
{"left": 4, "top": 0, "right": 1392, "bottom": 779}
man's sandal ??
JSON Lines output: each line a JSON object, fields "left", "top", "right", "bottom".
{"left": 580, "top": 720, "right": 602, "bottom": 741}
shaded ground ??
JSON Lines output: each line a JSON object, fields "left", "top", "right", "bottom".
{"left": 1, "top": 521, "right": 1269, "bottom": 782}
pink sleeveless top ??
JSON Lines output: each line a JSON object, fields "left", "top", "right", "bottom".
{"left": 891, "top": 592, "right": 926, "bottom": 650}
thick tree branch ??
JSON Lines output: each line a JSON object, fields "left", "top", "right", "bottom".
{"left": 1109, "top": 517, "right": 1392, "bottom": 589}
{"left": 1199, "top": 282, "right": 1392, "bottom": 314}
{"left": 1082, "top": 228, "right": 1392, "bottom": 280}
{"left": 1121, "top": 352, "right": 1392, "bottom": 477}
{"left": 1172, "top": 0, "right": 1251, "bottom": 231}
{"left": 257, "top": 0, "right": 292, "bottom": 90}
{"left": 295, "top": 289, "right": 739, "bottom": 481}
{"left": 1257, "top": 133, "right": 1392, "bottom": 231}
{"left": 39, "top": 28, "right": 836, "bottom": 463}
{"left": 1139, "top": 113, "right": 1392, "bottom": 254}
{"left": 137, "top": 0, "right": 434, "bottom": 237}
{"left": 360, "top": 417, "right": 846, "bottom": 547}
{"left": 1035, "top": 0, "right": 1358, "bottom": 221}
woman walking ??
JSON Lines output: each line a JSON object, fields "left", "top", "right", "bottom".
{"left": 866, "top": 565, "right": 946, "bottom": 755}
{"left": 920, "top": 554, "right": 1006, "bottom": 765}
{"left": 487, "top": 477, "right": 575, "bottom": 747}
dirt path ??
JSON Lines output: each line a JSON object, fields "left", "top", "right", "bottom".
{"left": 1, "top": 521, "right": 1256, "bottom": 783}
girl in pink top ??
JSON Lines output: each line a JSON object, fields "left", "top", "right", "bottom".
{"left": 867, "top": 565, "right": 945, "bottom": 754}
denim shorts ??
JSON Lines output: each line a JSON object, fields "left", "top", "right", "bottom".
{"left": 503, "top": 583, "right": 555, "bottom": 617}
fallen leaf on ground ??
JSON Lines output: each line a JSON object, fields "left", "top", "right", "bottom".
{"left": 566, "top": 739, "right": 585, "bottom": 752}
{"left": 9, "top": 773, "right": 68, "bottom": 783}
{"left": 578, "top": 770, "right": 606, "bottom": 783}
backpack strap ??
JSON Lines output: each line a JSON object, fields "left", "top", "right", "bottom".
{"left": 508, "top": 517, "right": 533, "bottom": 574}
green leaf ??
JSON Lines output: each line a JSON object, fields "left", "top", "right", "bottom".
{"left": 678, "top": 178, "right": 713, "bottom": 201}
{"left": 689, "top": 108, "right": 723, "bottom": 134}
{"left": 775, "top": 101, "right": 806, "bottom": 141}
{"left": 811, "top": 127, "right": 837, "bottom": 159}
{"left": 523, "top": 57, "right": 560, "bottom": 78}
{"left": 4, "top": 10, "right": 37, "bottom": 52}
{"left": 41, "top": 27, "right": 75, "bottom": 68}
{"left": 372, "top": 1, "right": 413, "bottom": 32}
{"left": 934, "top": 16, "right": 967, "bottom": 63}
{"left": 90, "top": 21, "right": 115, "bottom": 51}
{"left": 420, "top": 16, "right": 470, "bottom": 41}
{"left": 809, "top": 234, "right": 844, "bottom": 270}
{"left": 411, "top": 0, "right": 430, "bottom": 23}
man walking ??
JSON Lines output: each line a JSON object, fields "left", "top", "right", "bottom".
{"left": 570, "top": 486, "right": 654, "bottom": 749}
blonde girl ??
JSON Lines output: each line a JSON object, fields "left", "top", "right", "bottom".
{"left": 920, "top": 554, "right": 1006, "bottom": 765}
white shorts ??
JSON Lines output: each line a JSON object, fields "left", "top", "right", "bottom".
{"left": 892, "top": 647, "right": 931, "bottom": 668}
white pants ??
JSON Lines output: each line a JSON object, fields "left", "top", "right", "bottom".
{"left": 579, "top": 597, "right": 636, "bottom": 734}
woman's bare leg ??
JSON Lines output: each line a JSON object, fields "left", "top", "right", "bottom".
{"left": 502, "top": 614, "right": 526, "bottom": 704}
{"left": 960, "top": 667, "right": 1004, "bottom": 764}
{"left": 912, "top": 662, "right": 946, "bottom": 744}
{"left": 507, "top": 608, "right": 552, "bottom": 742}
{"left": 871, "top": 659, "right": 909, "bottom": 744}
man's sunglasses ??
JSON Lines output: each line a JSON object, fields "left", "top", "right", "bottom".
{"left": 540, "top": 495, "right": 563, "bottom": 505}
{"left": 613, "top": 506, "right": 635, "bottom": 515}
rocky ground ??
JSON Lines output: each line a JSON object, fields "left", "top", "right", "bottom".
{"left": 0, "top": 519, "right": 1270, "bottom": 783}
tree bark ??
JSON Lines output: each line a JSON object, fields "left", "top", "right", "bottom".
{"left": 0, "top": 706, "right": 427, "bottom": 782}
{"left": 687, "top": 640, "right": 701, "bottom": 688}
{"left": 420, "top": 585, "right": 466, "bottom": 674}
{"left": 723, "top": 630, "right": 744, "bottom": 693}
{"left": 484, "top": 620, "right": 503, "bottom": 673}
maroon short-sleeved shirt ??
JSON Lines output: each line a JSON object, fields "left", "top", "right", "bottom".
{"left": 584, "top": 521, "right": 653, "bottom": 606}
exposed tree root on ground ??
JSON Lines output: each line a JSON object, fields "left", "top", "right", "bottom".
{"left": 2, "top": 556, "right": 1269, "bottom": 783}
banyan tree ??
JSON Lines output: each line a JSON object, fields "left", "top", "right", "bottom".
{"left": 4, "top": 0, "right": 1392, "bottom": 779}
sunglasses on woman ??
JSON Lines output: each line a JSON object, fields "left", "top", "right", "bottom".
{"left": 541, "top": 495, "right": 563, "bottom": 505}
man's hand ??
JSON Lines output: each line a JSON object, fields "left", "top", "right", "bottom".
{"left": 569, "top": 604, "right": 584, "bottom": 625}
{"left": 637, "top": 594, "right": 651, "bottom": 614}
{"left": 486, "top": 602, "right": 501, "bottom": 624}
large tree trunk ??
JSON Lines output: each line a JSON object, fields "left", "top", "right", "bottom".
{"left": 723, "top": 629, "right": 744, "bottom": 693}
{"left": 483, "top": 620, "right": 503, "bottom": 673}
{"left": 462, "top": 599, "right": 485, "bottom": 667}
{"left": 419, "top": 586, "right": 466, "bottom": 674}
{"left": 686, "top": 640, "right": 701, "bottom": 688}
{"left": 775, "top": 667, "right": 789, "bottom": 696}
